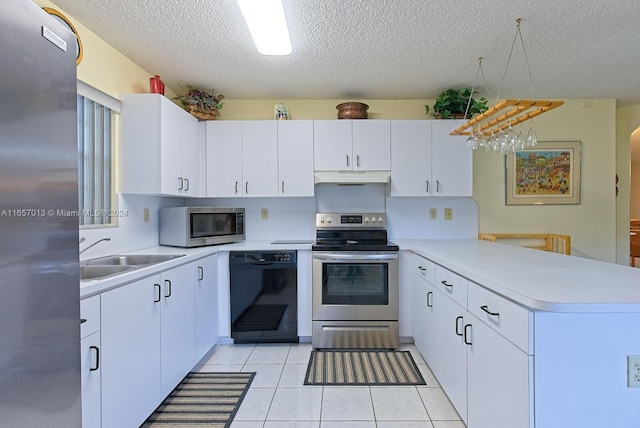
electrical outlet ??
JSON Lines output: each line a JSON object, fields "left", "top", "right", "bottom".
{"left": 261, "top": 208, "right": 269, "bottom": 220}
{"left": 429, "top": 208, "right": 437, "bottom": 220}
{"left": 628, "top": 355, "right": 640, "bottom": 388}
{"left": 444, "top": 208, "right": 453, "bottom": 220}
{"left": 143, "top": 208, "right": 149, "bottom": 223}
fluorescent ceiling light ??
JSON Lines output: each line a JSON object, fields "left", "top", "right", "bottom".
{"left": 237, "top": 0, "right": 292, "bottom": 55}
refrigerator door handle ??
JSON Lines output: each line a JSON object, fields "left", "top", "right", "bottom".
{"left": 89, "top": 346, "right": 99, "bottom": 371}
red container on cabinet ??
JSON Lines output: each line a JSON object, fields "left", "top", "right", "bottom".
{"left": 150, "top": 75, "right": 165, "bottom": 95}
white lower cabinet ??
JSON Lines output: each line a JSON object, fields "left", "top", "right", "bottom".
{"left": 80, "top": 295, "right": 101, "bottom": 428}
{"left": 100, "top": 274, "right": 162, "bottom": 428}
{"left": 467, "top": 313, "right": 531, "bottom": 428}
{"left": 100, "top": 261, "right": 202, "bottom": 428}
{"left": 411, "top": 253, "right": 532, "bottom": 427}
{"left": 195, "top": 254, "right": 219, "bottom": 362}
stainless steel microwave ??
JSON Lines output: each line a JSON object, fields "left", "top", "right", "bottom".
{"left": 160, "top": 207, "right": 245, "bottom": 247}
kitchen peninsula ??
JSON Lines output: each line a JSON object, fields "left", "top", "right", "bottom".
{"left": 80, "top": 238, "right": 640, "bottom": 427}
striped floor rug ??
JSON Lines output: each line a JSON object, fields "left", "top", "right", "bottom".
{"left": 141, "top": 372, "right": 255, "bottom": 427}
{"left": 304, "top": 350, "right": 426, "bottom": 386}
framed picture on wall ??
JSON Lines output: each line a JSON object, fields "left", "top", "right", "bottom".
{"left": 505, "top": 141, "right": 581, "bottom": 205}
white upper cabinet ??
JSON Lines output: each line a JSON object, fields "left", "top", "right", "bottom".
{"left": 205, "top": 121, "right": 243, "bottom": 197}
{"left": 205, "top": 121, "right": 279, "bottom": 197}
{"left": 390, "top": 120, "right": 472, "bottom": 197}
{"left": 431, "top": 120, "right": 473, "bottom": 196}
{"left": 390, "top": 120, "right": 432, "bottom": 196}
{"left": 242, "top": 121, "right": 279, "bottom": 197}
{"left": 278, "top": 120, "right": 314, "bottom": 196}
{"left": 314, "top": 120, "right": 390, "bottom": 171}
{"left": 120, "top": 94, "right": 199, "bottom": 197}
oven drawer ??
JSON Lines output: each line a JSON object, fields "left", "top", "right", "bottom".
{"left": 435, "top": 265, "right": 468, "bottom": 307}
{"left": 312, "top": 320, "right": 399, "bottom": 349}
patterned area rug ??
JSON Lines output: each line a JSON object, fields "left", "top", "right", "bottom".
{"left": 304, "top": 350, "right": 426, "bottom": 386}
{"left": 141, "top": 372, "right": 255, "bottom": 427}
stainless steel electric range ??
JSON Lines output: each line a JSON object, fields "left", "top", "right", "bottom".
{"left": 311, "top": 213, "right": 399, "bottom": 349}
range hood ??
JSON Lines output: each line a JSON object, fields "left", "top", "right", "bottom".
{"left": 314, "top": 170, "right": 391, "bottom": 185}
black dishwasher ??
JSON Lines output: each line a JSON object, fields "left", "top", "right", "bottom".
{"left": 229, "top": 251, "right": 298, "bottom": 343}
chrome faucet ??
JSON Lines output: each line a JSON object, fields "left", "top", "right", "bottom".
{"left": 80, "top": 237, "right": 111, "bottom": 254}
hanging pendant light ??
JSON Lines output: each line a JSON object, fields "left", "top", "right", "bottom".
{"left": 451, "top": 19, "right": 564, "bottom": 146}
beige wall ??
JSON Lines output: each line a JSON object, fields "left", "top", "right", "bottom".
{"left": 38, "top": 1, "right": 633, "bottom": 264}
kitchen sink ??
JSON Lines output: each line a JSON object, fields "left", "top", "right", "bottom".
{"left": 80, "top": 264, "right": 136, "bottom": 281}
{"left": 81, "top": 254, "right": 185, "bottom": 266}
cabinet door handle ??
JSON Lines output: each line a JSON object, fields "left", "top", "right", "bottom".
{"left": 281, "top": 181, "right": 285, "bottom": 194}
{"left": 426, "top": 291, "right": 433, "bottom": 308}
{"left": 436, "top": 180, "right": 441, "bottom": 193}
{"left": 464, "top": 324, "right": 473, "bottom": 345}
{"left": 184, "top": 178, "right": 190, "bottom": 191}
{"left": 441, "top": 280, "right": 453, "bottom": 289}
{"left": 164, "top": 279, "right": 172, "bottom": 298}
{"left": 198, "top": 266, "right": 204, "bottom": 281}
{"left": 418, "top": 266, "right": 426, "bottom": 272}
{"left": 154, "top": 283, "right": 161, "bottom": 302}
{"left": 178, "top": 177, "right": 184, "bottom": 190}
{"left": 455, "top": 316, "right": 463, "bottom": 336}
{"left": 80, "top": 318, "right": 87, "bottom": 324}
{"left": 356, "top": 155, "right": 361, "bottom": 168}
{"left": 245, "top": 182, "right": 248, "bottom": 194}
{"left": 346, "top": 155, "right": 350, "bottom": 167}
{"left": 425, "top": 181, "right": 430, "bottom": 192}
{"left": 480, "top": 305, "right": 500, "bottom": 316}
{"left": 90, "top": 346, "right": 100, "bottom": 371}
{"left": 235, "top": 181, "right": 239, "bottom": 194}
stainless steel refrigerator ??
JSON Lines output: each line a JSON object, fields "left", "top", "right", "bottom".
{"left": 1, "top": 0, "right": 81, "bottom": 426}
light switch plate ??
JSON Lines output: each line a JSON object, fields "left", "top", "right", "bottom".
{"left": 261, "top": 208, "right": 269, "bottom": 220}
{"left": 429, "top": 208, "right": 437, "bottom": 220}
{"left": 444, "top": 208, "right": 453, "bottom": 220}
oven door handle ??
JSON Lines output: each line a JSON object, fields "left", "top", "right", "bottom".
{"left": 313, "top": 252, "right": 398, "bottom": 261}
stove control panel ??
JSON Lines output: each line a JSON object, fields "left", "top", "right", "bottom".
{"left": 316, "top": 213, "right": 387, "bottom": 228}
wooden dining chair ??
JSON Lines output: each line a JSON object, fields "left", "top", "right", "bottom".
{"left": 545, "top": 234, "right": 571, "bottom": 255}
{"left": 478, "top": 234, "right": 497, "bottom": 242}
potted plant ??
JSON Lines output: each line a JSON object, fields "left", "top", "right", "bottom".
{"left": 174, "top": 85, "right": 225, "bottom": 120}
{"left": 425, "top": 87, "right": 488, "bottom": 119}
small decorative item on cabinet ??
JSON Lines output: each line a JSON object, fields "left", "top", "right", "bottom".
{"left": 149, "top": 75, "right": 165, "bottom": 95}
{"left": 274, "top": 103, "right": 289, "bottom": 120}
{"left": 174, "top": 86, "right": 225, "bottom": 120}
{"left": 336, "top": 102, "right": 369, "bottom": 119}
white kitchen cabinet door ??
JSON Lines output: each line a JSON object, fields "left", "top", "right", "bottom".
{"left": 431, "top": 120, "right": 473, "bottom": 196}
{"left": 195, "top": 254, "right": 219, "bottom": 361}
{"left": 412, "top": 272, "right": 430, "bottom": 357}
{"left": 390, "top": 120, "right": 432, "bottom": 196}
{"left": 205, "top": 121, "right": 243, "bottom": 197}
{"left": 160, "top": 262, "right": 197, "bottom": 397}
{"left": 278, "top": 120, "right": 314, "bottom": 196}
{"left": 81, "top": 331, "right": 101, "bottom": 428}
{"left": 467, "top": 314, "right": 531, "bottom": 428}
{"left": 180, "top": 112, "right": 200, "bottom": 196}
{"left": 120, "top": 94, "right": 199, "bottom": 197}
{"left": 101, "top": 274, "right": 162, "bottom": 428}
{"left": 352, "top": 120, "right": 390, "bottom": 170}
{"left": 430, "top": 288, "right": 468, "bottom": 423}
{"left": 313, "top": 120, "right": 352, "bottom": 171}
{"left": 242, "top": 121, "right": 279, "bottom": 197}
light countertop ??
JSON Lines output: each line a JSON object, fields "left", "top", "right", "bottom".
{"left": 397, "top": 239, "right": 640, "bottom": 312}
{"left": 80, "top": 241, "right": 313, "bottom": 298}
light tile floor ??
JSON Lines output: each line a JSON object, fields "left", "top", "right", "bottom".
{"left": 194, "top": 343, "right": 465, "bottom": 428}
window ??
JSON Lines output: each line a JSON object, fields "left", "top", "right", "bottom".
{"left": 77, "top": 81, "right": 121, "bottom": 227}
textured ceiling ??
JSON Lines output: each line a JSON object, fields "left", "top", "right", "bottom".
{"left": 53, "top": 0, "right": 640, "bottom": 106}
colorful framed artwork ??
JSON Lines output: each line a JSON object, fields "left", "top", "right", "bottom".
{"left": 505, "top": 141, "right": 581, "bottom": 205}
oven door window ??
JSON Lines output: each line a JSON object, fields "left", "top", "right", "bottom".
{"left": 322, "top": 263, "right": 388, "bottom": 305}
